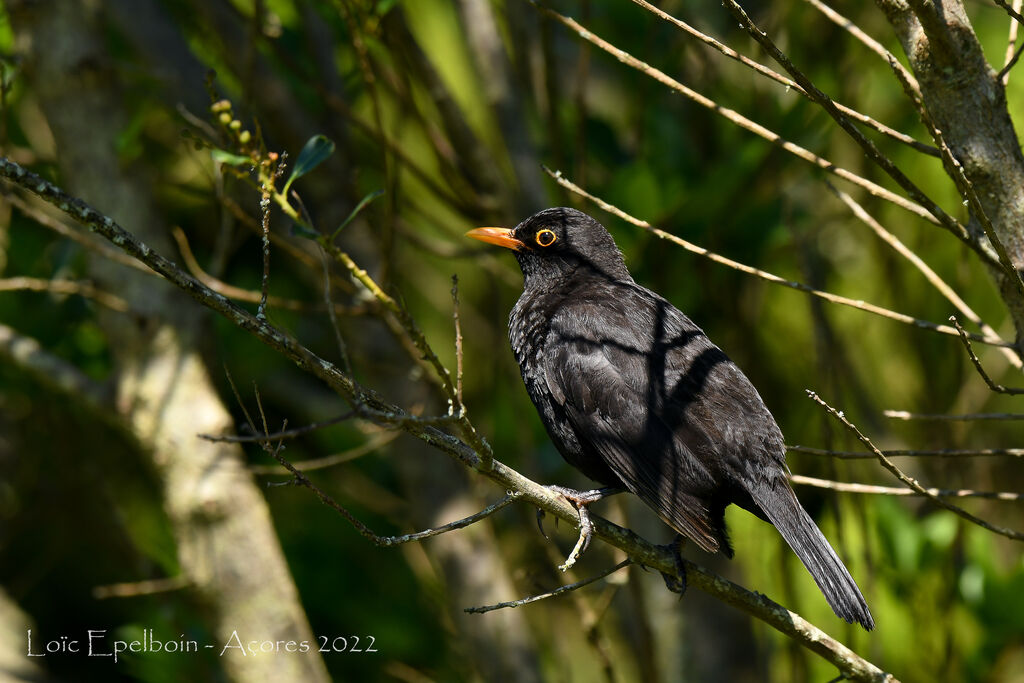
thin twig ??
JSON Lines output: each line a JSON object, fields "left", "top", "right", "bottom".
{"left": 0, "top": 276, "right": 131, "bottom": 312}
{"left": 789, "top": 445, "right": 1024, "bottom": 459}
{"left": 993, "top": 0, "right": 1024, "bottom": 26}
{"left": 543, "top": 166, "right": 1012, "bottom": 348}
{"left": 320, "top": 239, "right": 494, "bottom": 466}
{"left": 451, "top": 274, "right": 464, "bottom": 407}
{"left": 199, "top": 410, "right": 357, "bottom": 443}
{"left": 791, "top": 474, "right": 1023, "bottom": 500}
{"left": 171, "top": 226, "right": 366, "bottom": 315}
{"left": 999, "top": 42, "right": 1024, "bottom": 82}
{"left": 258, "top": 185, "right": 272, "bottom": 320}
{"left": 883, "top": 410, "right": 1024, "bottom": 421}
{"left": 629, "top": 0, "right": 938, "bottom": 156}
{"left": 720, "top": 0, "right": 978, "bottom": 253}
{"left": 803, "top": 0, "right": 921, "bottom": 94}
{"left": 534, "top": 3, "right": 951, "bottom": 230}
{"left": 250, "top": 430, "right": 399, "bottom": 474}
{"left": 951, "top": 316, "right": 1024, "bottom": 394}
{"left": 885, "top": 53, "right": 1015, "bottom": 276}
{"left": 93, "top": 575, "right": 190, "bottom": 600}
{"left": 1001, "top": 0, "right": 1024, "bottom": 84}
{"left": 826, "top": 184, "right": 1015, "bottom": 360}
{"left": 2, "top": 190, "right": 151, "bottom": 272}
{"left": 271, "top": 426, "right": 521, "bottom": 545}
{"left": 321, "top": 245, "right": 353, "bottom": 376}
{"left": 807, "top": 390, "right": 1024, "bottom": 541}
{"left": 464, "top": 559, "right": 632, "bottom": 614}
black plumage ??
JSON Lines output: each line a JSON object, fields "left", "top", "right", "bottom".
{"left": 467, "top": 207, "right": 874, "bottom": 630}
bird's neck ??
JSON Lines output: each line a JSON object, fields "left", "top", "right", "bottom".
{"left": 518, "top": 255, "right": 632, "bottom": 291}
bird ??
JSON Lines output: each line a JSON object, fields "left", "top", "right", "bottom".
{"left": 466, "top": 207, "right": 874, "bottom": 630}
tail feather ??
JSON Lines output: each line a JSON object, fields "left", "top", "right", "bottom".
{"left": 751, "top": 479, "right": 874, "bottom": 630}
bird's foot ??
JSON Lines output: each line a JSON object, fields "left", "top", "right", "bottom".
{"left": 542, "top": 485, "right": 621, "bottom": 571}
{"left": 658, "top": 534, "right": 688, "bottom": 596}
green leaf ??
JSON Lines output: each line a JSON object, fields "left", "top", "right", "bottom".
{"left": 283, "top": 134, "right": 335, "bottom": 194}
{"left": 211, "top": 149, "right": 251, "bottom": 167}
{"left": 331, "top": 189, "right": 384, "bottom": 241}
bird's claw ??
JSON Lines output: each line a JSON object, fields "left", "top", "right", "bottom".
{"left": 545, "top": 484, "right": 617, "bottom": 571}
{"left": 535, "top": 508, "right": 549, "bottom": 539}
{"left": 658, "top": 534, "right": 688, "bottom": 595}
{"left": 558, "top": 504, "right": 594, "bottom": 571}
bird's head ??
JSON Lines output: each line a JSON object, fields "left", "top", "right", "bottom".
{"left": 466, "top": 207, "right": 631, "bottom": 284}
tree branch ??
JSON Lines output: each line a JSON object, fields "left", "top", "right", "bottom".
{"left": 808, "top": 390, "right": 1024, "bottom": 541}
{"left": 543, "top": 165, "right": 1011, "bottom": 347}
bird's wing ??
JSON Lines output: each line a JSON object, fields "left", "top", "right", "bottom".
{"left": 541, "top": 288, "right": 734, "bottom": 553}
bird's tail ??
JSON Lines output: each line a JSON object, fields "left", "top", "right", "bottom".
{"left": 751, "top": 478, "right": 874, "bottom": 630}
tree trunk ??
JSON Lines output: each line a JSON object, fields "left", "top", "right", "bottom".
{"left": 8, "top": 2, "right": 329, "bottom": 680}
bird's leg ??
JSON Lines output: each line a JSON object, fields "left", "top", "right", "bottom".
{"left": 542, "top": 486, "right": 621, "bottom": 571}
{"left": 658, "top": 534, "right": 688, "bottom": 595}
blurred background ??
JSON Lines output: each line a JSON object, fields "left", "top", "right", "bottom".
{"left": 0, "top": 0, "right": 1022, "bottom": 681}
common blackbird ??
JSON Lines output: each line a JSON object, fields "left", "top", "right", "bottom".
{"left": 467, "top": 207, "right": 874, "bottom": 630}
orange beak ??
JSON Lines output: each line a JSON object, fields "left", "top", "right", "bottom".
{"left": 465, "top": 227, "right": 525, "bottom": 251}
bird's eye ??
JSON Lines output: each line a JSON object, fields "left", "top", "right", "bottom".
{"left": 535, "top": 228, "right": 557, "bottom": 247}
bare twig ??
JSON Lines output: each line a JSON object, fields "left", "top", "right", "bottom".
{"left": 720, "top": 0, "right": 978, "bottom": 253}
{"left": 884, "top": 53, "right": 1017, "bottom": 278}
{"left": 2, "top": 190, "right": 151, "bottom": 272}
{"left": 0, "top": 276, "right": 131, "bottom": 312}
{"left": 200, "top": 410, "right": 356, "bottom": 443}
{"left": 826, "top": 185, "right": 1016, "bottom": 362}
{"left": 999, "top": 41, "right": 1024, "bottom": 82}
{"left": 171, "top": 226, "right": 365, "bottom": 315}
{"left": 791, "top": 474, "right": 1023, "bottom": 500}
{"left": 265, "top": 415, "right": 521, "bottom": 546}
{"left": 250, "top": 430, "right": 399, "bottom": 474}
{"left": 803, "top": 0, "right": 921, "bottom": 94}
{"left": 452, "top": 274, "right": 464, "bottom": 407}
{"left": 543, "top": 166, "right": 1012, "bottom": 347}
{"left": 808, "top": 390, "right": 1024, "bottom": 541}
{"left": 319, "top": 239, "right": 494, "bottom": 466}
{"left": 789, "top": 445, "right": 1024, "bottom": 459}
{"left": 629, "top": 0, "right": 938, "bottom": 156}
{"left": 258, "top": 185, "right": 273, "bottom": 319}
{"left": 1000, "top": 0, "right": 1024, "bottom": 84}
{"left": 464, "top": 559, "right": 632, "bottom": 614}
{"left": 534, "top": 3, "right": 966, "bottom": 236}
{"left": 321, "top": 246, "right": 353, "bottom": 376}
{"left": 0, "top": 323, "right": 109, "bottom": 407}
{"left": 93, "top": 575, "right": 190, "bottom": 600}
{"left": 993, "top": 0, "right": 1024, "bottom": 26}
{"left": 951, "top": 316, "right": 1024, "bottom": 394}
{"left": 883, "top": 410, "right": 1024, "bottom": 421}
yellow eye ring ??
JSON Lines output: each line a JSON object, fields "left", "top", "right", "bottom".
{"left": 535, "top": 228, "right": 557, "bottom": 247}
